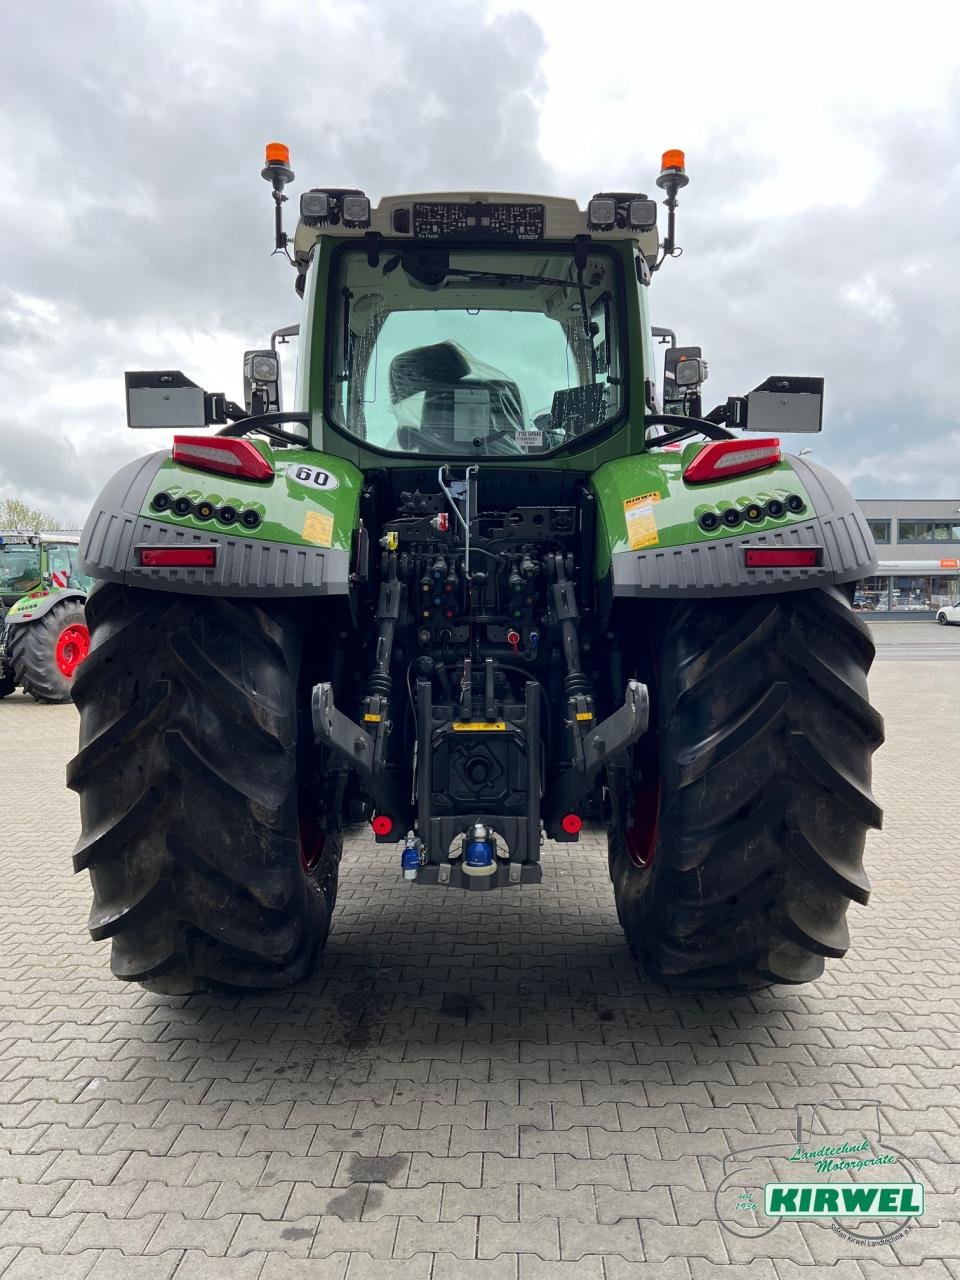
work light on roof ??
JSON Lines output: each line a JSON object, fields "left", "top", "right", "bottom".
{"left": 341, "top": 194, "right": 371, "bottom": 228}
{"left": 586, "top": 197, "right": 617, "bottom": 230}
{"left": 300, "top": 191, "right": 330, "bottom": 223}
{"left": 627, "top": 199, "right": 657, "bottom": 231}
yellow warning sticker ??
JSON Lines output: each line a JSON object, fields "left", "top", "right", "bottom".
{"left": 452, "top": 721, "right": 508, "bottom": 732}
{"left": 301, "top": 511, "right": 334, "bottom": 547}
{"left": 575, "top": 712, "right": 594, "bottom": 721}
{"left": 624, "top": 491, "right": 662, "bottom": 550}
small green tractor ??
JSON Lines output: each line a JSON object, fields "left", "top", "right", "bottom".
{"left": 1, "top": 533, "right": 92, "bottom": 702}
{"left": 69, "top": 145, "right": 883, "bottom": 993}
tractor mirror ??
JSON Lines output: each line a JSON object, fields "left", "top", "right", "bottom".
{"left": 663, "top": 345, "right": 707, "bottom": 415}
{"left": 743, "top": 376, "right": 823, "bottom": 433}
{"left": 125, "top": 371, "right": 210, "bottom": 430}
{"left": 243, "top": 350, "right": 282, "bottom": 415}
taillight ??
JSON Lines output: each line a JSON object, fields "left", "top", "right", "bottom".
{"left": 137, "top": 546, "right": 217, "bottom": 567}
{"left": 172, "top": 435, "right": 274, "bottom": 482}
{"left": 744, "top": 548, "right": 821, "bottom": 567}
{"left": 683, "top": 438, "right": 781, "bottom": 484}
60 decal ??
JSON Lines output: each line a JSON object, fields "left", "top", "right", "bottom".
{"left": 285, "top": 463, "right": 339, "bottom": 490}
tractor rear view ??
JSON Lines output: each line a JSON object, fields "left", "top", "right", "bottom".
{"left": 68, "top": 145, "right": 883, "bottom": 993}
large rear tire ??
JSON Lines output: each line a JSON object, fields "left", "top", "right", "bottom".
{"left": 609, "top": 585, "right": 883, "bottom": 988}
{"left": 6, "top": 600, "right": 89, "bottom": 702}
{"left": 67, "top": 581, "right": 341, "bottom": 993}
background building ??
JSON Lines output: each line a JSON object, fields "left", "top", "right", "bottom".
{"left": 856, "top": 499, "right": 960, "bottom": 615}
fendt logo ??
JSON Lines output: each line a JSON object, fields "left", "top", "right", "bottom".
{"left": 765, "top": 1182, "right": 924, "bottom": 1218}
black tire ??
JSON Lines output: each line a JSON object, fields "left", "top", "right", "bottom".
{"left": 609, "top": 585, "right": 883, "bottom": 988}
{"left": 67, "top": 581, "right": 342, "bottom": 993}
{"left": 6, "top": 600, "right": 89, "bottom": 702}
{"left": 937, "top": 613, "right": 947, "bottom": 625}
{"left": 0, "top": 664, "right": 15, "bottom": 698}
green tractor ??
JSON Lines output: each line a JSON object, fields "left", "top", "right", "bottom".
{"left": 1, "top": 532, "right": 92, "bottom": 702}
{"left": 68, "top": 144, "right": 883, "bottom": 993}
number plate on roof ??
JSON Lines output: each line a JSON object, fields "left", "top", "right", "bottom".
{"left": 412, "top": 201, "right": 545, "bottom": 241}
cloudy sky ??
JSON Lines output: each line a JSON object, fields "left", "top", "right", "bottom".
{"left": 2, "top": 0, "right": 959, "bottom": 524}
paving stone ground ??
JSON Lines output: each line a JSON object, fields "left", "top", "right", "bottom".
{"left": 1, "top": 621, "right": 958, "bottom": 1278}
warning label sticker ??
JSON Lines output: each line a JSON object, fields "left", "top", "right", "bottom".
{"left": 301, "top": 511, "right": 334, "bottom": 547}
{"left": 624, "top": 491, "right": 662, "bottom": 550}
{"left": 514, "top": 430, "right": 543, "bottom": 450}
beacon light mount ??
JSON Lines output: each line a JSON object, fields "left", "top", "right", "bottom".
{"left": 654, "top": 148, "right": 689, "bottom": 266}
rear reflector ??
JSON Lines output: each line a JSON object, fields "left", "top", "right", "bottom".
{"left": 683, "top": 437, "right": 781, "bottom": 484}
{"left": 744, "top": 547, "right": 821, "bottom": 568}
{"left": 172, "top": 435, "right": 274, "bottom": 482}
{"left": 371, "top": 814, "right": 394, "bottom": 836}
{"left": 137, "top": 546, "right": 217, "bottom": 567}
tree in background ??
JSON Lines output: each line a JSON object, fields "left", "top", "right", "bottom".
{"left": 0, "top": 498, "right": 68, "bottom": 531}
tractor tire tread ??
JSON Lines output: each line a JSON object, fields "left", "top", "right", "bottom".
{"left": 610, "top": 584, "right": 883, "bottom": 989}
{"left": 69, "top": 580, "right": 340, "bottom": 993}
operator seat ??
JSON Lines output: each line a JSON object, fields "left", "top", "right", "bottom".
{"left": 388, "top": 340, "right": 525, "bottom": 451}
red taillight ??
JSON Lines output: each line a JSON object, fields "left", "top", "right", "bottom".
{"left": 561, "top": 813, "right": 583, "bottom": 835}
{"left": 683, "top": 438, "right": 781, "bottom": 484}
{"left": 137, "top": 546, "right": 217, "bottom": 567}
{"left": 744, "top": 548, "right": 821, "bottom": 567}
{"left": 371, "top": 814, "right": 394, "bottom": 837}
{"left": 172, "top": 435, "right": 274, "bottom": 482}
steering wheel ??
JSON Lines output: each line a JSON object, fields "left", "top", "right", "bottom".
{"left": 217, "top": 411, "right": 310, "bottom": 446}
{"left": 644, "top": 413, "right": 734, "bottom": 448}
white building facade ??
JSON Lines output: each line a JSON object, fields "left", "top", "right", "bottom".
{"left": 855, "top": 499, "right": 960, "bottom": 615}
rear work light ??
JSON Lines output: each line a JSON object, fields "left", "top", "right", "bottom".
{"left": 683, "top": 438, "right": 781, "bottom": 484}
{"left": 137, "top": 546, "right": 217, "bottom": 568}
{"left": 172, "top": 436, "right": 274, "bottom": 482}
{"left": 744, "top": 547, "right": 821, "bottom": 568}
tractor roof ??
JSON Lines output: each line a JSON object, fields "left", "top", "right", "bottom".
{"left": 0, "top": 531, "right": 79, "bottom": 543}
{"left": 293, "top": 190, "right": 660, "bottom": 269}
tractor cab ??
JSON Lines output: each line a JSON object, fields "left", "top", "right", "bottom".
{"left": 0, "top": 534, "right": 42, "bottom": 606}
{"left": 0, "top": 534, "right": 92, "bottom": 608}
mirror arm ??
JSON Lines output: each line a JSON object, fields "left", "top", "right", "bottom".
{"left": 644, "top": 413, "right": 735, "bottom": 442}
{"left": 203, "top": 393, "right": 248, "bottom": 426}
{"left": 704, "top": 397, "right": 747, "bottom": 428}
{"left": 217, "top": 410, "right": 309, "bottom": 440}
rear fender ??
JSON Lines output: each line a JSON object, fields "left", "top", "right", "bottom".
{"left": 3, "top": 588, "right": 87, "bottom": 626}
{"left": 78, "top": 446, "right": 361, "bottom": 597}
{"left": 592, "top": 447, "right": 876, "bottom": 600}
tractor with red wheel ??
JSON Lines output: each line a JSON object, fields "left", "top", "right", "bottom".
{"left": 0, "top": 533, "right": 91, "bottom": 702}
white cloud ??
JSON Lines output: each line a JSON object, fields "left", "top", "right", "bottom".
{"left": 1, "top": 0, "right": 959, "bottom": 516}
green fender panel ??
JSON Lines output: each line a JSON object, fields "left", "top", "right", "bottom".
{"left": 591, "top": 446, "right": 876, "bottom": 597}
{"left": 4, "top": 587, "right": 87, "bottom": 625}
{"left": 79, "top": 445, "right": 363, "bottom": 597}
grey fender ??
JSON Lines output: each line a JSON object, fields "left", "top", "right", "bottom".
{"left": 608, "top": 453, "right": 877, "bottom": 598}
{"left": 4, "top": 589, "right": 87, "bottom": 625}
{"left": 79, "top": 450, "right": 350, "bottom": 597}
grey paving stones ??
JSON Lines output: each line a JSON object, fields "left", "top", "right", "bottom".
{"left": 0, "top": 643, "right": 958, "bottom": 1276}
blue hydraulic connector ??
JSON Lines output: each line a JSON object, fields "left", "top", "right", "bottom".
{"left": 462, "top": 823, "right": 498, "bottom": 880}
{"left": 465, "top": 838, "right": 494, "bottom": 867}
{"left": 401, "top": 833, "right": 422, "bottom": 881}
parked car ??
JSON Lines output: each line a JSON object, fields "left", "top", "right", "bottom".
{"left": 935, "top": 602, "right": 960, "bottom": 626}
